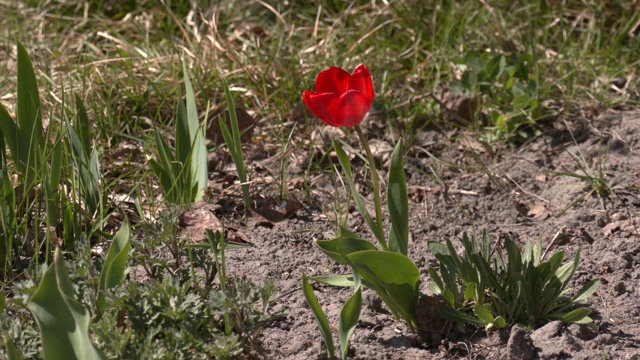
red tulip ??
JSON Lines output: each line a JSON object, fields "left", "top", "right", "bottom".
{"left": 302, "top": 64, "right": 374, "bottom": 127}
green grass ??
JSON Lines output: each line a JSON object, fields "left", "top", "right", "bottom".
{"left": 0, "top": 0, "right": 638, "bottom": 357}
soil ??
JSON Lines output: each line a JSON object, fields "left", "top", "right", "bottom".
{"left": 217, "top": 110, "right": 640, "bottom": 359}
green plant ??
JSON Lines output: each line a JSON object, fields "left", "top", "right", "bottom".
{"left": 550, "top": 120, "right": 614, "bottom": 216}
{"left": 450, "top": 51, "right": 550, "bottom": 144}
{"left": 219, "top": 78, "right": 251, "bottom": 210}
{"left": 428, "top": 231, "right": 600, "bottom": 330}
{"left": 149, "top": 62, "right": 209, "bottom": 205}
{"left": 301, "top": 65, "right": 419, "bottom": 359}
{"left": 28, "top": 247, "right": 107, "bottom": 360}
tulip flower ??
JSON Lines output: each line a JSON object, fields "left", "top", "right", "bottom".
{"left": 302, "top": 64, "right": 374, "bottom": 127}
{"left": 303, "top": 64, "right": 385, "bottom": 249}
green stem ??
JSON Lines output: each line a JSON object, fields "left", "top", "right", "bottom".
{"left": 355, "top": 125, "right": 384, "bottom": 243}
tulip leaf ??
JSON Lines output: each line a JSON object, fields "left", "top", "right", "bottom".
{"left": 97, "top": 220, "right": 131, "bottom": 315}
{"left": 28, "top": 248, "right": 107, "bottom": 360}
{"left": 2, "top": 335, "right": 23, "bottom": 360}
{"left": 338, "top": 287, "right": 361, "bottom": 360}
{"left": 311, "top": 275, "right": 355, "bottom": 287}
{"left": 301, "top": 274, "right": 335, "bottom": 359}
{"left": 315, "top": 236, "right": 377, "bottom": 265}
{"left": 333, "top": 140, "right": 386, "bottom": 249}
{"left": 346, "top": 250, "right": 420, "bottom": 332}
{"left": 387, "top": 140, "right": 409, "bottom": 256}
{"left": 181, "top": 62, "right": 208, "bottom": 202}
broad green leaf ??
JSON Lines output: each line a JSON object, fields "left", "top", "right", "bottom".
{"left": 464, "top": 282, "right": 477, "bottom": 302}
{"left": 561, "top": 308, "right": 592, "bottom": 324}
{"left": 442, "top": 288, "right": 456, "bottom": 308}
{"left": 28, "top": 248, "right": 107, "bottom": 360}
{"left": 301, "top": 274, "right": 335, "bottom": 359}
{"left": 555, "top": 250, "right": 579, "bottom": 285}
{"left": 571, "top": 279, "right": 600, "bottom": 305}
{"left": 315, "top": 237, "right": 377, "bottom": 265}
{"left": 311, "top": 275, "right": 355, "bottom": 287}
{"left": 347, "top": 250, "right": 420, "bottom": 332}
{"left": 427, "top": 241, "right": 449, "bottom": 256}
{"left": 387, "top": 140, "right": 408, "bottom": 255}
{"left": 494, "top": 316, "right": 506, "bottom": 329}
{"left": 97, "top": 220, "right": 131, "bottom": 314}
{"left": 338, "top": 288, "right": 361, "bottom": 360}
{"left": 474, "top": 303, "right": 495, "bottom": 325}
{"left": 333, "top": 141, "right": 386, "bottom": 249}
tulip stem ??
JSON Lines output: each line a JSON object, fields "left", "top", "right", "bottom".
{"left": 355, "top": 125, "right": 385, "bottom": 248}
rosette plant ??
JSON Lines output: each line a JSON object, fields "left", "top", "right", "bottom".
{"left": 301, "top": 65, "right": 420, "bottom": 359}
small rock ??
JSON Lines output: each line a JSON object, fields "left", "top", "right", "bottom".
{"left": 531, "top": 321, "right": 563, "bottom": 342}
{"left": 595, "top": 333, "right": 615, "bottom": 345}
{"left": 506, "top": 324, "right": 534, "bottom": 360}
{"left": 613, "top": 281, "right": 627, "bottom": 295}
{"left": 566, "top": 323, "right": 597, "bottom": 340}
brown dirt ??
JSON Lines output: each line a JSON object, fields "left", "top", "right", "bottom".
{"left": 219, "top": 110, "right": 640, "bottom": 359}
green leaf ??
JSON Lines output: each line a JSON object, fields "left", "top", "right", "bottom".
{"left": 494, "top": 316, "right": 506, "bottom": 329}
{"left": 339, "top": 288, "right": 361, "bottom": 360}
{"left": 182, "top": 62, "right": 208, "bottom": 201}
{"left": 220, "top": 76, "right": 251, "bottom": 208}
{"left": 464, "top": 282, "right": 477, "bottom": 302}
{"left": 2, "top": 335, "right": 23, "bottom": 360}
{"left": 97, "top": 220, "right": 131, "bottom": 314}
{"left": 2, "top": 334, "right": 23, "bottom": 360}
{"left": 315, "top": 236, "right": 377, "bottom": 265}
{"left": 571, "top": 279, "right": 600, "bottom": 305}
{"left": 474, "top": 303, "right": 495, "bottom": 325}
{"left": 437, "top": 306, "right": 483, "bottom": 324}
{"left": 555, "top": 250, "right": 579, "bottom": 285}
{"left": 347, "top": 250, "right": 420, "bottom": 332}
{"left": 16, "top": 41, "right": 43, "bottom": 147}
{"left": 333, "top": 141, "right": 386, "bottom": 248}
{"left": 387, "top": 140, "right": 409, "bottom": 255}
{"left": 427, "top": 267, "right": 444, "bottom": 295}
{"left": 512, "top": 94, "right": 532, "bottom": 110}
{"left": 301, "top": 274, "right": 335, "bottom": 359}
{"left": 311, "top": 275, "right": 356, "bottom": 287}
{"left": 28, "top": 248, "right": 107, "bottom": 360}
{"left": 561, "top": 308, "right": 592, "bottom": 324}
{"left": 427, "top": 241, "right": 450, "bottom": 257}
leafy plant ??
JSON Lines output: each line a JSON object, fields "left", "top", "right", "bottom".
{"left": 149, "top": 62, "right": 208, "bottom": 205}
{"left": 450, "top": 51, "right": 550, "bottom": 143}
{"left": 28, "top": 247, "right": 107, "bottom": 360}
{"left": 301, "top": 65, "right": 420, "bottom": 359}
{"left": 428, "top": 231, "right": 600, "bottom": 330}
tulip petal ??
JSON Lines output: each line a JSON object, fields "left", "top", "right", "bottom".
{"left": 334, "top": 90, "right": 370, "bottom": 127}
{"left": 349, "top": 64, "right": 374, "bottom": 108}
{"left": 303, "top": 91, "right": 340, "bottom": 127}
{"left": 315, "top": 67, "right": 352, "bottom": 94}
